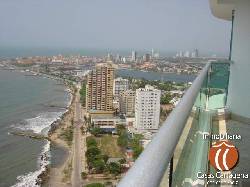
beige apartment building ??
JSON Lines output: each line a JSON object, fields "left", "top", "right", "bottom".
{"left": 86, "top": 62, "right": 114, "bottom": 113}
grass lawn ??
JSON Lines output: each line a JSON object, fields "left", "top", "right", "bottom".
{"left": 94, "top": 135, "right": 124, "bottom": 158}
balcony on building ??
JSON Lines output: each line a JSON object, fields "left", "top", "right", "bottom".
{"left": 118, "top": 1, "right": 250, "bottom": 186}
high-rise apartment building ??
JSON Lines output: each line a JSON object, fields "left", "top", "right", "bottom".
{"left": 143, "top": 54, "right": 150, "bottom": 62}
{"left": 191, "top": 49, "right": 199, "bottom": 58}
{"left": 119, "top": 90, "right": 135, "bottom": 117}
{"left": 86, "top": 62, "right": 114, "bottom": 112}
{"left": 184, "top": 51, "right": 190, "bottom": 58}
{"left": 115, "top": 54, "right": 121, "bottom": 63}
{"left": 113, "top": 77, "right": 129, "bottom": 96}
{"left": 135, "top": 85, "right": 161, "bottom": 132}
{"left": 131, "top": 51, "right": 137, "bottom": 62}
{"left": 194, "top": 49, "right": 199, "bottom": 58}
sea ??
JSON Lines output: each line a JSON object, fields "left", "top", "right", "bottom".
{"left": 0, "top": 69, "right": 71, "bottom": 187}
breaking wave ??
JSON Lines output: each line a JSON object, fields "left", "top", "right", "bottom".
{"left": 11, "top": 141, "right": 51, "bottom": 187}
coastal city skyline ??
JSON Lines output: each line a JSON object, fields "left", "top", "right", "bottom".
{"left": 0, "top": 47, "right": 225, "bottom": 59}
{"left": 1, "top": 0, "right": 250, "bottom": 187}
{"left": 0, "top": 0, "right": 230, "bottom": 56}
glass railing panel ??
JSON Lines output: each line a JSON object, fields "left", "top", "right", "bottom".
{"left": 170, "top": 61, "right": 230, "bottom": 187}
{"left": 208, "top": 63, "right": 230, "bottom": 90}
{"left": 207, "top": 62, "right": 230, "bottom": 110}
{"left": 194, "top": 61, "right": 230, "bottom": 111}
{"left": 172, "top": 110, "right": 212, "bottom": 187}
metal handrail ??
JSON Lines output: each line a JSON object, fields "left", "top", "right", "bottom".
{"left": 118, "top": 62, "right": 211, "bottom": 187}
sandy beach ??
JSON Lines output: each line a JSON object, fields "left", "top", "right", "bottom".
{"left": 42, "top": 84, "right": 77, "bottom": 187}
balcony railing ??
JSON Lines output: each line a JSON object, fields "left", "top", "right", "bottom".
{"left": 118, "top": 61, "right": 230, "bottom": 187}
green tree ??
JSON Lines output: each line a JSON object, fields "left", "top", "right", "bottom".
{"left": 90, "top": 127, "right": 102, "bottom": 136}
{"left": 86, "top": 147, "right": 101, "bottom": 160}
{"left": 86, "top": 137, "right": 97, "bottom": 148}
{"left": 85, "top": 183, "right": 105, "bottom": 187}
{"left": 129, "top": 134, "right": 144, "bottom": 159}
{"left": 104, "top": 181, "right": 113, "bottom": 187}
{"left": 133, "top": 146, "right": 143, "bottom": 159}
{"left": 160, "top": 93, "right": 172, "bottom": 104}
{"left": 81, "top": 172, "right": 87, "bottom": 179}
{"left": 116, "top": 124, "right": 126, "bottom": 135}
{"left": 118, "top": 158, "right": 126, "bottom": 164}
{"left": 93, "top": 159, "right": 105, "bottom": 173}
{"left": 117, "top": 132, "right": 128, "bottom": 148}
{"left": 102, "top": 154, "right": 109, "bottom": 163}
{"left": 108, "top": 162, "right": 121, "bottom": 175}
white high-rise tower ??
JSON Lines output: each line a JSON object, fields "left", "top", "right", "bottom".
{"left": 135, "top": 85, "right": 161, "bottom": 132}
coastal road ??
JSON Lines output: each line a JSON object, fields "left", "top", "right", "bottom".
{"left": 71, "top": 88, "right": 83, "bottom": 187}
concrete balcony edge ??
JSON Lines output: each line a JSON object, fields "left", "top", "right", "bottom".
{"left": 209, "top": 0, "right": 235, "bottom": 21}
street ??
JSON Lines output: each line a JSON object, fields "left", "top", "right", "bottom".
{"left": 71, "top": 88, "right": 83, "bottom": 187}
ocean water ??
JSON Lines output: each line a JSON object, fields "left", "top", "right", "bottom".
{"left": 0, "top": 70, "right": 71, "bottom": 187}
{"left": 0, "top": 47, "right": 116, "bottom": 58}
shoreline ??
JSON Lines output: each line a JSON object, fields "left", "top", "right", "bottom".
{"left": 117, "top": 67, "right": 199, "bottom": 76}
{"left": 3, "top": 66, "right": 77, "bottom": 187}
{"left": 39, "top": 80, "right": 77, "bottom": 187}
{"left": 5, "top": 68, "right": 76, "bottom": 187}
{"left": 116, "top": 68, "right": 196, "bottom": 83}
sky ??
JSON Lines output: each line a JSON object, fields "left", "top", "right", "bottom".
{"left": 0, "top": 0, "right": 231, "bottom": 56}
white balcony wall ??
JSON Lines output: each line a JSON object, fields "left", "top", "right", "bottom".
{"left": 227, "top": 0, "right": 250, "bottom": 119}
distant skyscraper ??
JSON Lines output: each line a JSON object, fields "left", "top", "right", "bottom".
{"left": 194, "top": 49, "right": 199, "bottom": 58}
{"left": 151, "top": 48, "right": 154, "bottom": 58}
{"left": 115, "top": 54, "right": 121, "bottom": 62}
{"left": 191, "top": 52, "right": 196, "bottom": 58}
{"left": 143, "top": 54, "right": 150, "bottom": 62}
{"left": 179, "top": 51, "right": 183, "bottom": 58}
{"left": 107, "top": 53, "right": 113, "bottom": 61}
{"left": 184, "top": 51, "right": 190, "bottom": 58}
{"left": 113, "top": 77, "right": 129, "bottom": 96}
{"left": 154, "top": 52, "right": 160, "bottom": 58}
{"left": 86, "top": 62, "right": 114, "bottom": 112}
{"left": 191, "top": 49, "right": 199, "bottom": 58}
{"left": 122, "top": 57, "right": 126, "bottom": 63}
{"left": 119, "top": 90, "right": 135, "bottom": 117}
{"left": 135, "top": 85, "right": 161, "bottom": 132}
{"left": 131, "top": 51, "right": 137, "bottom": 62}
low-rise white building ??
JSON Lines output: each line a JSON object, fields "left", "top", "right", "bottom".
{"left": 91, "top": 115, "right": 126, "bottom": 132}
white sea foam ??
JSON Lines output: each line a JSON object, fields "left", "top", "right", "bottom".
{"left": 11, "top": 87, "right": 72, "bottom": 187}
{"left": 65, "top": 88, "right": 73, "bottom": 107}
{"left": 15, "top": 111, "right": 64, "bottom": 134}
{"left": 12, "top": 141, "right": 51, "bottom": 187}
{"left": 12, "top": 110, "right": 66, "bottom": 186}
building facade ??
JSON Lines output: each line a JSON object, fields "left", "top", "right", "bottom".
{"left": 91, "top": 115, "right": 126, "bottom": 132}
{"left": 86, "top": 62, "right": 114, "bottom": 112}
{"left": 113, "top": 77, "right": 129, "bottom": 96}
{"left": 131, "top": 51, "right": 137, "bottom": 62}
{"left": 135, "top": 85, "right": 161, "bottom": 132}
{"left": 143, "top": 54, "right": 150, "bottom": 62}
{"left": 119, "top": 90, "right": 135, "bottom": 117}
{"left": 210, "top": 0, "right": 250, "bottom": 120}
